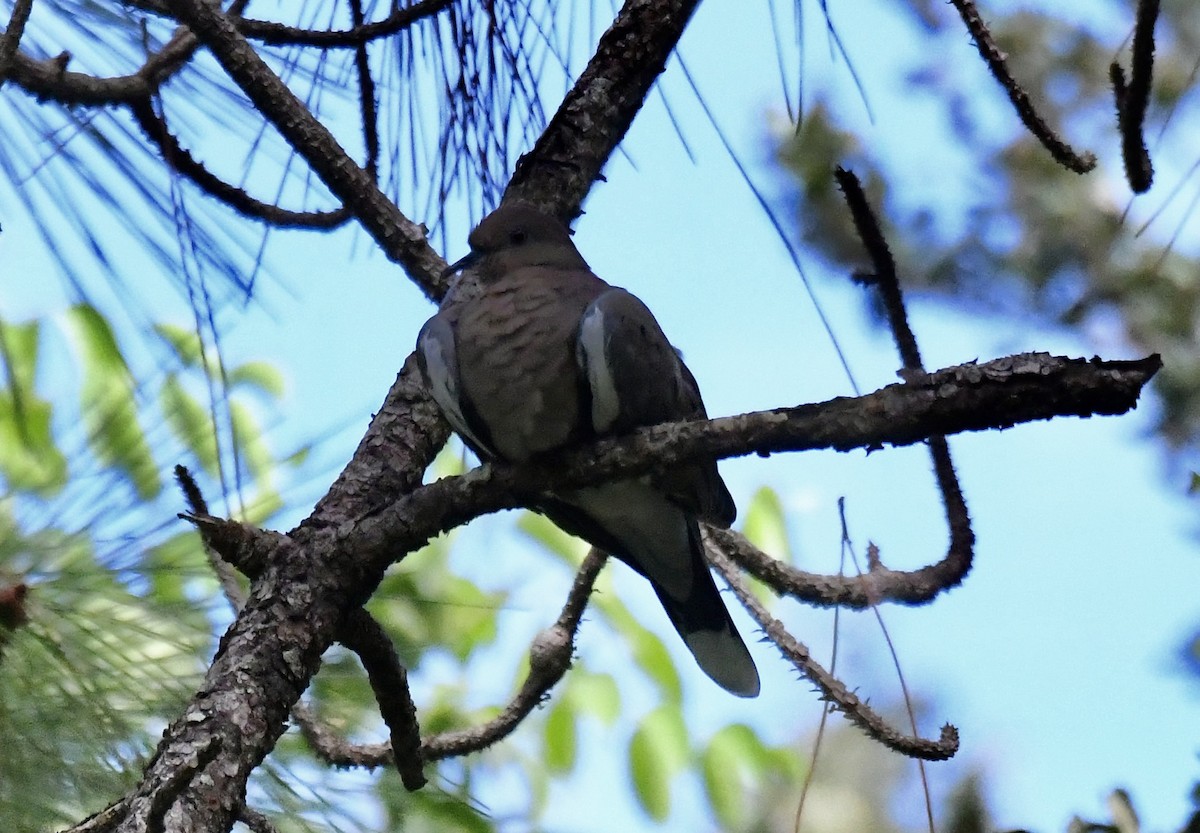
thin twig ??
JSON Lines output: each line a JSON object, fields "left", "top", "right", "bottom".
{"left": 708, "top": 546, "right": 959, "bottom": 760}
{"left": 948, "top": 0, "right": 1096, "bottom": 173}
{"left": 835, "top": 167, "right": 976, "bottom": 590}
{"left": 131, "top": 98, "right": 352, "bottom": 228}
{"left": 1111, "top": 0, "right": 1159, "bottom": 193}
{"left": 710, "top": 526, "right": 969, "bottom": 608}
{"left": 126, "top": 0, "right": 452, "bottom": 47}
{"left": 174, "top": 464, "right": 247, "bottom": 607}
{"left": 241, "top": 0, "right": 452, "bottom": 47}
{"left": 162, "top": 0, "right": 446, "bottom": 298}
{"left": 834, "top": 167, "right": 920, "bottom": 368}
{"left": 348, "top": 0, "right": 380, "bottom": 179}
{"left": 293, "top": 701, "right": 392, "bottom": 768}
{"left": 420, "top": 548, "right": 607, "bottom": 761}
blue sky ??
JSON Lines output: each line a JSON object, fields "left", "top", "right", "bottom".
{"left": 3, "top": 0, "right": 1199, "bottom": 830}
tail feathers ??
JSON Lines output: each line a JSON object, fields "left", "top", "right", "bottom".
{"left": 649, "top": 525, "right": 760, "bottom": 698}
{"left": 539, "top": 487, "right": 760, "bottom": 698}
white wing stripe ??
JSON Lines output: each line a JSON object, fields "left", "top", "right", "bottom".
{"left": 419, "top": 320, "right": 490, "bottom": 453}
{"left": 577, "top": 300, "right": 621, "bottom": 433}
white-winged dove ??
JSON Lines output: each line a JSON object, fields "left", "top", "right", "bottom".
{"left": 417, "top": 204, "right": 760, "bottom": 698}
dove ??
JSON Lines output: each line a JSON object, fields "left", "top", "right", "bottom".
{"left": 417, "top": 204, "right": 759, "bottom": 697}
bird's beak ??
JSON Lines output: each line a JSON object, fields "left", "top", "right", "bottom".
{"left": 441, "top": 251, "right": 479, "bottom": 280}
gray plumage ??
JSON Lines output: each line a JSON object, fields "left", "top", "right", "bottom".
{"left": 417, "top": 204, "right": 759, "bottom": 697}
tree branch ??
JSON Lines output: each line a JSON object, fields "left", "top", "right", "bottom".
{"left": 948, "top": 0, "right": 1096, "bottom": 173}
{"left": 336, "top": 609, "right": 425, "bottom": 790}
{"left": 0, "top": 0, "right": 33, "bottom": 86}
{"left": 161, "top": 0, "right": 447, "bottom": 298}
{"left": 422, "top": 548, "right": 605, "bottom": 760}
{"left": 505, "top": 0, "right": 704, "bottom": 217}
{"left": 130, "top": 98, "right": 352, "bottom": 228}
{"left": 708, "top": 545, "right": 959, "bottom": 760}
{"left": 1111, "top": 0, "right": 1158, "bottom": 193}
{"left": 142, "top": 349, "right": 1155, "bottom": 833}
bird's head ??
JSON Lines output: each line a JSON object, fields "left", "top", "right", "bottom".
{"left": 442, "top": 204, "right": 588, "bottom": 281}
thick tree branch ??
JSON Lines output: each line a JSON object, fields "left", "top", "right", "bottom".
{"left": 0, "top": 0, "right": 33, "bottom": 85}
{"left": 126, "top": 350, "right": 1155, "bottom": 832}
{"left": 505, "top": 0, "right": 703, "bottom": 217}
{"left": 344, "top": 353, "right": 1158, "bottom": 573}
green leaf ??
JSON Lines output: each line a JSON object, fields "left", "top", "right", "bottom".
{"left": 230, "top": 400, "right": 273, "bottom": 482}
{"left": 0, "top": 318, "right": 66, "bottom": 493}
{"left": 228, "top": 360, "right": 285, "bottom": 398}
{"left": 1, "top": 317, "right": 39, "bottom": 393}
{"left": 598, "top": 600, "right": 682, "bottom": 705}
{"left": 154, "top": 323, "right": 204, "bottom": 368}
{"left": 567, "top": 670, "right": 621, "bottom": 724}
{"left": 628, "top": 706, "right": 690, "bottom": 821}
{"left": 542, "top": 699, "right": 576, "bottom": 774}
{"left": 430, "top": 441, "right": 471, "bottom": 480}
{"left": 741, "top": 486, "right": 791, "bottom": 560}
{"left": 370, "top": 538, "right": 504, "bottom": 667}
{"left": 68, "top": 304, "right": 159, "bottom": 499}
{"left": 160, "top": 375, "right": 220, "bottom": 475}
{"left": 701, "top": 723, "right": 769, "bottom": 830}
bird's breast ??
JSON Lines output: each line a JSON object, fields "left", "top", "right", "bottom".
{"left": 454, "top": 275, "right": 595, "bottom": 462}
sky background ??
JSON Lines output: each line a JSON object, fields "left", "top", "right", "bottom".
{"left": 3, "top": 0, "right": 1199, "bottom": 830}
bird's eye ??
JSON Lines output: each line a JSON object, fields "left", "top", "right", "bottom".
{"left": 510, "top": 229, "right": 527, "bottom": 245}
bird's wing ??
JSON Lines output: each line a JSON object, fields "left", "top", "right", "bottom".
{"left": 416, "top": 312, "right": 496, "bottom": 458}
{"left": 574, "top": 287, "right": 736, "bottom": 526}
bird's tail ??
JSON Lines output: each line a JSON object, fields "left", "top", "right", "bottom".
{"left": 649, "top": 521, "right": 760, "bottom": 698}
{"left": 541, "top": 485, "right": 760, "bottom": 698}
